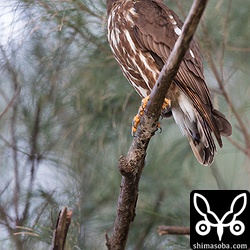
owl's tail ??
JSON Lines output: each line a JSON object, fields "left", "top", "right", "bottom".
{"left": 171, "top": 94, "right": 232, "bottom": 166}
{"left": 187, "top": 109, "right": 231, "bottom": 166}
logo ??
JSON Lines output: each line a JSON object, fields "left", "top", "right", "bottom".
{"left": 190, "top": 190, "right": 250, "bottom": 250}
{"left": 194, "top": 192, "right": 246, "bottom": 240}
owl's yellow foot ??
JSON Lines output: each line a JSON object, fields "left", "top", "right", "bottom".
{"left": 132, "top": 96, "right": 149, "bottom": 135}
{"left": 161, "top": 98, "right": 171, "bottom": 111}
{"left": 132, "top": 96, "right": 171, "bottom": 136}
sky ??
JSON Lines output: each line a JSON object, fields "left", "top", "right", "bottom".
{"left": 0, "top": 1, "right": 29, "bottom": 46}
{"left": 0, "top": 0, "right": 68, "bottom": 229}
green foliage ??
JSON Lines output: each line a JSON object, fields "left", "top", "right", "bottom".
{"left": 0, "top": 0, "right": 249, "bottom": 249}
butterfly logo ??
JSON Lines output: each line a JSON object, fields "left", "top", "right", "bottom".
{"left": 193, "top": 193, "right": 247, "bottom": 241}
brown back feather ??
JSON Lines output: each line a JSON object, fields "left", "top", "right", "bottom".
{"left": 133, "top": 0, "right": 231, "bottom": 146}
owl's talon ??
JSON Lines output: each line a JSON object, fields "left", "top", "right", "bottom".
{"left": 132, "top": 96, "right": 170, "bottom": 135}
{"left": 131, "top": 96, "right": 150, "bottom": 136}
{"left": 132, "top": 114, "right": 140, "bottom": 136}
{"left": 162, "top": 98, "right": 171, "bottom": 110}
{"left": 158, "top": 123, "right": 162, "bottom": 133}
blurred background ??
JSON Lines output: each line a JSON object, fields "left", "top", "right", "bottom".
{"left": 0, "top": 0, "right": 249, "bottom": 249}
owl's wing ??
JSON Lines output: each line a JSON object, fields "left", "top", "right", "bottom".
{"left": 133, "top": 0, "right": 225, "bottom": 142}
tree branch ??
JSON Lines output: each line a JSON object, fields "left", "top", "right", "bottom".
{"left": 51, "top": 207, "right": 72, "bottom": 250}
{"left": 158, "top": 225, "right": 190, "bottom": 235}
{"left": 106, "top": 1, "right": 208, "bottom": 249}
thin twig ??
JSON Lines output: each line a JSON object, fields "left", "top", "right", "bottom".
{"left": 220, "top": 0, "right": 232, "bottom": 78}
{"left": 0, "top": 87, "right": 20, "bottom": 120}
{"left": 158, "top": 225, "right": 190, "bottom": 235}
{"left": 21, "top": 100, "right": 42, "bottom": 226}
